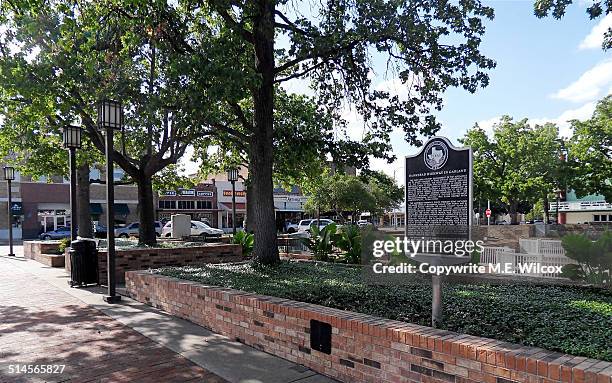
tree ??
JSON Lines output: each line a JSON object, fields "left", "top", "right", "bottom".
{"left": 461, "top": 118, "right": 564, "bottom": 223}
{"left": 0, "top": 1, "right": 220, "bottom": 245}
{"left": 194, "top": 0, "right": 496, "bottom": 264}
{"left": 534, "top": 0, "right": 611, "bottom": 50}
{"left": 305, "top": 173, "right": 377, "bottom": 223}
{"left": 360, "top": 170, "right": 404, "bottom": 217}
{"left": 0, "top": 99, "right": 101, "bottom": 238}
{"left": 566, "top": 96, "right": 612, "bottom": 202}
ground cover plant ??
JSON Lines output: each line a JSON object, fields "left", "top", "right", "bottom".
{"left": 158, "top": 261, "right": 612, "bottom": 361}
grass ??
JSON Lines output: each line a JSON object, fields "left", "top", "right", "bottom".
{"left": 157, "top": 261, "right": 612, "bottom": 361}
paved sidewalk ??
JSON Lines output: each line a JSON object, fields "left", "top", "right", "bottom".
{"left": 0, "top": 255, "right": 226, "bottom": 383}
{"left": 0, "top": 247, "right": 335, "bottom": 383}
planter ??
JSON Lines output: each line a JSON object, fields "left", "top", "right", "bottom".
{"left": 23, "top": 240, "right": 65, "bottom": 267}
{"left": 126, "top": 271, "right": 612, "bottom": 383}
{"left": 66, "top": 244, "right": 242, "bottom": 285}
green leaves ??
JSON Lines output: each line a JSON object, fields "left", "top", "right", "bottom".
{"left": 561, "top": 231, "right": 612, "bottom": 285}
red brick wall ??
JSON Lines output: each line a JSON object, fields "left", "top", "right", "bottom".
{"left": 126, "top": 271, "right": 612, "bottom": 383}
{"left": 66, "top": 244, "right": 242, "bottom": 284}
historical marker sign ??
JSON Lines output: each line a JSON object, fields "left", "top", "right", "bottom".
{"left": 405, "top": 136, "right": 472, "bottom": 242}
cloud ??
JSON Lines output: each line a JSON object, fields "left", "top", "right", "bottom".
{"left": 579, "top": 14, "right": 612, "bottom": 50}
{"left": 551, "top": 59, "right": 612, "bottom": 103}
{"left": 530, "top": 101, "right": 596, "bottom": 138}
{"left": 473, "top": 101, "right": 596, "bottom": 141}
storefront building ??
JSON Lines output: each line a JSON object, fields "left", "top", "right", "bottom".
{"left": 0, "top": 170, "right": 140, "bottom": 240}
{"left": 157, "top": 183, "right": 218, "bottom": 227}
{"left": 551, "top": 191, "right": 611, "bottom": 224}
{"left": 215, "top": 180, "right": 246, "bottom": 232}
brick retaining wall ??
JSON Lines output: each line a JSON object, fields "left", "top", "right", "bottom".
{"left": 66, "top": 244, "right": 242, "bottom": 285}
{"left": 126, "top": 271, "right": 612, "bottom": 383}
{"left": 23, "top": 241, "right": 65, "bottom": 267}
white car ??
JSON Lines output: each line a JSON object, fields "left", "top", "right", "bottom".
{"left": 115, "top": 221, "right": 162, "bottom": 238}
{"left": 297, "top": 219, "right": 335, "bottom": 232}
{"left": 357, "top": 219, "right": 371, "bottom": 227}
{"left": 162, "top": 220, "right": 224, "bottom": 238}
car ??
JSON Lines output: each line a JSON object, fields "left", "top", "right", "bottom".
{"left": 286, "top": 219, "right": 299, "bottom": 233}
{"left": 161, "top": 220, "right": 224, "bottom": 238}
{"left": 297, "top": 218, "right": 335, "bottom": 232}
{"left": 357, "top": 219, "right": 372, "bottom": 227}
{"left": 495, "top": 221, "right": 510, "bottom": 225}
{"left": 93, "top": 223, "right": 107, "bottom": 238}
{"left": 296, "top": 219, "right": 313, "bottom": 232}
{"left": 39, "top": 226, "right": 71, "bottom": 240}
{"left": 114, "top": 221, "right": 162, "bottom": 238}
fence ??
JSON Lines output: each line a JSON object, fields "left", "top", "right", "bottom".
{"left": 277, "top": 234, "right": 309, "bottom": 255}
{"left": 497, "top": 251, "right": 577, "bottom": 277}
{"left": 519, "top": 238, "right": 565, "bottom": 256}
{"left": 480, "top": 246, "right": 514, "bottom": 264}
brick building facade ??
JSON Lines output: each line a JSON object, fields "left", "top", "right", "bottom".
{"left": 0, "top": 171, "right": 140, "bottom": 240}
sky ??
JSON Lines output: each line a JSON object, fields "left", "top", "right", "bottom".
{"left": 182, "top": 1, "right": 612, "bottom": 185}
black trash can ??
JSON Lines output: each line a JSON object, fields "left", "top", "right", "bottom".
{"left": 69, "top": 239, "right": 99, "bottom": 287}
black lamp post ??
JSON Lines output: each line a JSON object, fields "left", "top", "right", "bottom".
{"left": 98, "top": 99, "right": 122, "bottom": 304}
{"left": 227, "top": 169, "right": 239, "bottom": 235}
{"left": 63, "top": 125, "right": 82, "bottom": 242}
{"left": 3, "top": 166, "right": 15, "bottom": 257}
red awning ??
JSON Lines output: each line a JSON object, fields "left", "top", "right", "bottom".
{"left": 220, "top": 202, "right": 246, "bottom": 211}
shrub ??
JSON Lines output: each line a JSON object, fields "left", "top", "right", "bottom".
{"left": 561, "top": 231, "right": 612, "bottom": 285}
{"left": 232, "top": 230, "right": 254, "bottom": 257}
{"left": 58, "top": 238, "right": 71, "bottom": 254}
{"left": 335, "top": 225, "right": 362, "bottom": 264}
{"left": 302, "top": 223, "right": 337, "bottom": 261}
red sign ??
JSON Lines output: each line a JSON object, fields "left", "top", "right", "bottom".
{"left": 223, "top": 190, "right": 246, "bottom": 197}
{"left": 485, "top": 208, "right": 492, "bottom": 218}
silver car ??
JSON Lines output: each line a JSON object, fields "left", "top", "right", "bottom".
{"left": 114, "top": 221, "right": 162, "bottom": 238}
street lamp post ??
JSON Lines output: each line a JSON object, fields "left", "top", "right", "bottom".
{"left": 98, "top": 100, "right": 122, "bottom": 304}
{"left": 63, "top": 125, "right": 82, "bottom": 242}
{"left": 227, "top": 169, "right": 239, "bottom": 235}
{"left": 3, "top": 166, "right": 15, "bottom": 257}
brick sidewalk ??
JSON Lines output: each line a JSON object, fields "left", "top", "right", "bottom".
{"left": 0, "top": 259, "right": 227, "bottom": 383}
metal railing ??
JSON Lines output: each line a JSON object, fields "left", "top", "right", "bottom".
{"left": 519, "top": 238, "right": 565, "bottom": 256}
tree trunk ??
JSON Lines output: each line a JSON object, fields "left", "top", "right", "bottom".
{"left": 137, "top": 173, "right": 157, "bottom": 246}
{"left": 250, "top": 0, "right": 279, "bottom": 265}
{"left": 77, "top": 162, "right": 93, "bottom": 238}
{"left": 509, "top": 200, "right": 518, "bottom": 224}
{"left": 543, "top": 195, "right": 550, "bottom": 224}
{"left": 245, "top": 171, "right": 255, "bottom": 233}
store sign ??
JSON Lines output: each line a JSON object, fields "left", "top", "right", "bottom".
{"left": 163, "top": 191, "right": 176, "bottom": 196}
{"left": 223, "top": 190, "right": 246, "bottom": 197}
{"left": 197, "top": 191, "right": 213, "bottom": 197}
{"left": 180, "top": 189, "right": 196, "bottom": 196}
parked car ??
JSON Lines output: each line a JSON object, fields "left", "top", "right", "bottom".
{"left": 357, "top": 219, "right": 372, "bottom": 227}
{"left": 115, "top": 221, "right": 162, "bottom": 238}
{"left": 297, "top": 218, "right": 335, "bottom": 232}
{"left": 161, "top": 220, "right": 224, "bottom": 238}
{"left": 495, "top": 221, "right": 510, "bottom": 225}
{"left": 93, "top": 223, "right": 107, "bottom": 238}
{"left": 39, "top": 226, "right": 71, "bottom": 240}
{"left": 285, "top": 219, "right": 299, "bottom": 233}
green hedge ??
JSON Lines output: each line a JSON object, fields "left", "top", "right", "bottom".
{"left": 158, "top": 261, "right": 612, "bottom": 361}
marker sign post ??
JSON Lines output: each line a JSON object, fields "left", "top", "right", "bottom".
{"left": 405, "top": 136, "right": 473, "bottom": 327}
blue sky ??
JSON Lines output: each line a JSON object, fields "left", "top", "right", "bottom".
{"left": 357, "top": 1, "right": 612, "bottom": 183}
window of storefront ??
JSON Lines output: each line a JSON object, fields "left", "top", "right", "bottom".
{"left": 196, "top": 200, "right": 212, "bottom": 209}
{"left": 159, "top": 200, "right": 177, "bottom": 209}
{"left": 178, "top": 200, "right": 195, "bottom": 210}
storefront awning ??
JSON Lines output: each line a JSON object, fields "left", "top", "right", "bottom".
{"left": 219, "top": 202, "right": 246, "bottom": 211}
{"left": 90, "top": 203, "right": 103, "bottom": 215}
{"left": 10, "top": 202, "right": 22, "bottom": 216}
{"left": 114, "top": 203, "right": 130, "bottom": 216}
